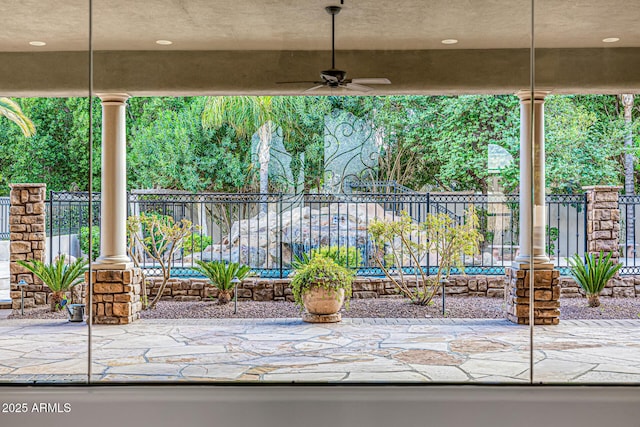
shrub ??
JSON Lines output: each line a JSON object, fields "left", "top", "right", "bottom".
{"left": 79, "top": 226, "right": 100, "bottom": 261}
{"left": 183, "top": 234, "right": 213, "bottom": 256}
{"left": 369, "top": 207, "right": 481, "bottom": 306}
{"left": 127, "top": 214, "right": 194, "bottom": 309}
{"left": 310, "top": 245, "right": 363, "bottom": 269}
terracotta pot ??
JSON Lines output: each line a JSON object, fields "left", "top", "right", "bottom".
{"left": 302, "top": 285, "right": 345, "bottom": 315}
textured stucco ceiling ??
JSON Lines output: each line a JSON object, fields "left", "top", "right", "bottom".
{"left": 1, "top": 0, "right": 639, "bottom": 52}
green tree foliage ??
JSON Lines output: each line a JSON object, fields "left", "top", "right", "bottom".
{"left": 0, "top": 97, "right": 100, "bottom": 194}
{"left": 0, "top": 94, "right": 634, "bottom": 196}
{"left": 201, "top": 96, "right": 331, "bottom": 193}
{"left": 436, "top": 95, "right": 520, "bottom": 193}
{"left": 0, "top": 97, "right": 35, "bottom": 136}
{"left": 337, "top": 95, "right": 520, "bottom": 192}
{"left": 128, "top": 97, "right": 253, "bottom": 192}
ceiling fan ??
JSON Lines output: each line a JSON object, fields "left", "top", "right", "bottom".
{"left": 277, "top": 5, "right": 391, "bottom": 92}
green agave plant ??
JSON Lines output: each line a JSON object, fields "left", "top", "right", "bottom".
{"left": 17, "top": 255, "right": 88, "bottom": 312}
{"left": 568, "top": 251, "right": 621, "bottom": 308}
{"left": 193, "top": 260, "right": 251, "bottom": 305}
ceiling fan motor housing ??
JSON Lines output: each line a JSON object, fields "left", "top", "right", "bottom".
{"left": 321, "top": 69, "right": 347, "bottom": 85}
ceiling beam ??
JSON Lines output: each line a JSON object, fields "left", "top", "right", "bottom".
{"left": 1, "top": 48, "right": 639, "bottom": 97}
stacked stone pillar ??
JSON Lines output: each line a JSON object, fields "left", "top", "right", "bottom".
{"left": 583, "top": 186, "right": 621, "bottom": 262}
{"left": 88, "top": 269, "right": 143, "bottom": 324}
{"left": 9, "top": 183, "right": 47, "bottom": 310}
{"left": 505, "top": 268, "right": 560, "bottom": 325}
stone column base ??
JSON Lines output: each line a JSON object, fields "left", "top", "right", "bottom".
{"left": 88, "top": 268, "right": 143, "bottom": 324}
{"left": 505, "top": 267, "right": 560, "bottom": 325}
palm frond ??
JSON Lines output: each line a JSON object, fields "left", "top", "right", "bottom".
{"left": 0, "top": 97, "right": 35, "bottom": 137}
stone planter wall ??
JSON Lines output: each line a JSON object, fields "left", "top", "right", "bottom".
{"left": 144, "top": 274, "right": 640, "bottom": 302}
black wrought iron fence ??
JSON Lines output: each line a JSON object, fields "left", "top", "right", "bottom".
{"left": 44, "top": 191, "right": 589, "bottom": 277}
{"left": 545, "top": 194, "right": 588, "bottom": 274}
{"left": 0, "top": 197, "right": 9, "bottom": 240}
{"left": 618, "top": 195, "right": 640, "bottom": 274}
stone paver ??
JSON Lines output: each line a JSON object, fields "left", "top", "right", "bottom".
{"left": 0, "top": 318, "right": 639, "bottom": 383}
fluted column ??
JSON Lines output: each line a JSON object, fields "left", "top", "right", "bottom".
{"left": 514, "top": 90, "right": 552, "bottom": 269}
{"left": 94, "top": 93, "right": 133, "bottom": 269}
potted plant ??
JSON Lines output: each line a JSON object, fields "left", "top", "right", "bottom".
{"left": 17, "top": 255, "right": 88, "bottom": 312}
{"left": 291, "top": 254, "right": 354, "bottom": 323}
{"left": 193, "top": 260, "right": 251, "bottom": 304}
{"left": 568, "top": 251, "right": 621, "bottom": 307}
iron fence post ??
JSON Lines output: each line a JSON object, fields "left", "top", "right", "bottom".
{"left": 584, "top": 192, "right": 588, "bottom": 259}
{"left": 279, "top": 194, "right": 283, "bottom": 279}
{"left": 48, "top": 191, "right": 54, "bottom": 263}
{"left": 426, "top": 192, "right": 430, "bottom": 277}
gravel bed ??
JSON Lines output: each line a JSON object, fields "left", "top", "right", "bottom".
{"left": 7, "top": 296, "right": 640, "bottom": 320}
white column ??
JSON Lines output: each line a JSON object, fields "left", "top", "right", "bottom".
{"left": 514, "top": 90, "right": 552, "bottom": 269}
{"left": 94, "top": 93, "right": 133, "bottom": 269}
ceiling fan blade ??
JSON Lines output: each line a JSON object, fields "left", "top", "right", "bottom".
{"left": 345, "top": 83, "right": 374, "bottom": 92}
{"left": 351, "top": 78, "right": 391, "bottom": 85}
{"left": 276, "top": 81, "right": 321, "bottom": 84}
{"left": 304, "top": 85, "right": 326, "bottom": 93}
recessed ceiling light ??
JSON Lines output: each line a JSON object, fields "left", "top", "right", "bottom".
{"left": 441, "top": 39, "right": 458, "bottom": 45}
{"left": 156, "top": 40, "right": 173, "bottom": 45}
{"left": 602, "top": 37, "right": 620, "bottom": 43}
{"left": 29, "top": 41, "right": 46, "bottom": 46}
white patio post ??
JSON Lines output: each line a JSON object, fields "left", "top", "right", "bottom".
{"left": 94, "top": 93, "right": 133, "bottom": 269}
{"left": 514, "top": 89, "right": 552, "bottom": 269}
{"left": 505, "top": 90, "right": 560, "bottom": 325}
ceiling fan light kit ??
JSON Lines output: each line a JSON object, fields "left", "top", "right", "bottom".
{"left": 277, "top": 5, "right": 391, "bottom": 93}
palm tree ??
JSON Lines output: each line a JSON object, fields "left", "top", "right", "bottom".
{"left": 202, "top": 96, "right": 332, "bottom": 200}
{"left": 0, "top": 97, "right": 35, "bottom": 136}
{"left": 203, "top": 97, "right": 274, "bottom": 210}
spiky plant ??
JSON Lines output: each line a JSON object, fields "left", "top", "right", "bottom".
{"left": 193, "top": 261, "right": 251, "bottom": 304}
{"left": 17, "top": 255, "right": 88, "bottom": 311}
{"left": 568, "top": 252, "right": 621, "bottom": 307}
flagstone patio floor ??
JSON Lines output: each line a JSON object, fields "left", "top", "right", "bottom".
{"left": 1, "top": 317, "right": 640, "bottom": 384}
